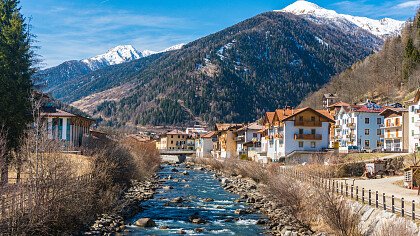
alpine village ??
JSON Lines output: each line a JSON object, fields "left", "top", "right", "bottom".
{"left": 2, "top": 0, "right": 420, "bottom": 235}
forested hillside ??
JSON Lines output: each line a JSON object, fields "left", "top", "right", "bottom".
{"left": 61, "top": 11, "right": 382, "bottom": 127}
{"left": 300, "top": 11, "right": 419, "bottom": 108}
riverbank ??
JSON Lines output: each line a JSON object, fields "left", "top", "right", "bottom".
{"left": 84, "top": 176, "right": 160, "bottom": 235}
{"left": 187, "top": 161, "right": 314, "bottom": 236}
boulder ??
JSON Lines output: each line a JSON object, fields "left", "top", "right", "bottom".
{"left": 177, "top": 229, "right": 186, "bottom": 234}
{"left": 182, "top": 171, "right": 189, "bottom": 175}
{"left": 171, "top": 197, "right": 183, "bottom": 203}
{"left": 171, "top": 168, "right": 179, "bottom": 172}
{"left": 202, "top": 198, "right": 214, "bottom": 202}
{"left": 163, "top": 186, "right": 173, "bottom": 191}
{"left": 134, "top": 218, "right": 156, "bottom": 227}
{"left": 234, "top": 209, "right": 247, "bottom": 215}
{"left": 192, "top": 218, "right": 206, "bottom": 224}
{"left": 159, "top": 225, "right": 169, "bottom": 229}
{"left": 195, "top": 228, "right": 205, "bottom": 232}
{"left": 221, "top": 178, "right": 231, "bottom": 185}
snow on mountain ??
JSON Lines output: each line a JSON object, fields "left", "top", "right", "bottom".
{"left": 82, "top": 45, "right": 142, "bottom": 70}
{"left": 277, "top": 0, "right": 405, "bottom": 38}
{"left": 161, "top": 43, "right": 185, "bottom": 52}
{"left": 81, "top": 43, "right": 185, "bottom": 70}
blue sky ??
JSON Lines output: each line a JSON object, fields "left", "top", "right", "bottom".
{"left": 20, "top": 0, "right": 419, "bottom": 68}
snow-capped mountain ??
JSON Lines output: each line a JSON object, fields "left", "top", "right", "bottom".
{"left": 278, "top": 0, "right": 405, "bottom": 38}
{"left": 82, "top": 44, "right": 185, "bottom": 70}
{"left": 82, "top": 45, "right": 142, "bottom": 70}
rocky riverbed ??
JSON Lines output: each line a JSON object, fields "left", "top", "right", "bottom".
{"left": 188, "top": 162, "right": 316, "bottom": 236}
{"left": 84, "top": 177, "right": 160, "bottom": 235}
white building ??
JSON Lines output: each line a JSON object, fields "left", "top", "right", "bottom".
{"left": 335, "top": 103, "right": 384, "bottom": 152}
{"left": 235, "top": 123, "right": 263, "bottom": 160}
{"left": 195, "top": 131, "right": 216, "bottom": 158}
{"left": 407, "top": 90, "right": 420, "bottom": 152}
{"left": 260, "top": 107, "right": 334, "bottom": 162}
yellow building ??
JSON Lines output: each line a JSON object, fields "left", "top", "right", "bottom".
{"left": 157, "top": 130, "right": 191, "bottom": 150}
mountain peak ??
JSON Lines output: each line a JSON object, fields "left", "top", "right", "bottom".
{"left": 277, "top": 0, "right": 404, "bottom": 38}
{"left": 82, "top": 45, "right": 142, "bottom": 70}
{"left": 280, "top": 1, "right": 337, "bottom": 16}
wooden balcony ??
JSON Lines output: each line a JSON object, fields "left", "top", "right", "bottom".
{"left": 294, "top": 134, "right": 322, "bottom": 140}
{"left": 347, "top": 123, "right": 356, "bottom": 129}
{"left": 294, "top": 120, "right": 322, "bottom": 127}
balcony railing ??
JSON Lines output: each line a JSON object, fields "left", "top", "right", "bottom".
{"left": 235, "top": 136, "right": 245, "bottom": 142}
{"left": 294, "top": 120, "right": 322, "bottom": 127}
{"left": 385, "top": 134, "right": 402, "bottom": 139}
{"left": 383, "top": 123, "right": 402, "bottom": 128}
{"left": 335, "top": 124, "right": 342, "bottom": 129}
{"left": 347, "top": 123, "right": 356, "bottom": 129}
{"left": 294, "top": 134, "right": 322, "bottom": 140}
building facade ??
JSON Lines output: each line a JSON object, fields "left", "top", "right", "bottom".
{"left": 408, "top": 90, "right": 420, "bottom": 152}
{"left": 157, "top": 130, "right": 192, "bottom": 150}
{"left": 41, "top": 107, "right": 94, "bottom": 147}
{"left": 195, "top": 131, "right": 217, "bottom": 158}
{"left": 260, "top": 107, "right": 334, "bottom": 162}
{"left": 235, "top": 123, "right": 263, "bottom": 160}
{"left": 380, "top": 108, "right": 409, "bottom": 152}
{"left": 335, "top": 104, "right": 384, "bottom": 152}
{"left": 211, "top": 124, "right": 242, "bottom": 159}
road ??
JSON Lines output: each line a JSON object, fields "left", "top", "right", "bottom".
{"left": 337, "top": 176, "right": 420, "bottom": 206}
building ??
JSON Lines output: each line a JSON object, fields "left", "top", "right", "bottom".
{"left": 195, "top": 131, "right": 217, "bottom": 158}
{"left": 40, "top": 106, "right": 94, "bottom": 147}
{"left": 335, "top": 103, "right": 384, "bottom": 152}
{"left": 156, "top": 129, "right": 192, "bottom": 150}
{"left": 322, "top": 93, "right": 339, "bottom": 108}
{"left": 185, "top": 126, "right": 207, "bottom": 137}
{"left": 380, "top": 108, "right": 409, "bottom": 152}
{"left": 260, "top": 107, "right": 334, "bottom": 162}
{"left": 235, "top": 123, "right": 263, "bottom": 160}
{"left": 407, "top": 89, "right": 420, "bottom": 152}
{"left": 212, "top": 123, "right": 243, "bottom": 159}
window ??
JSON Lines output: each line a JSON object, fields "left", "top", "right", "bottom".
{"left": 178, "top": 135, "right": 180, "bottom": 138}
{"left": 299, "top": 116, "right": 303, "bottom": 121}
{"left": 377, "top": 129, "right": 381, "bottom": 135}
{"left": 171, "top": 141, "right": 173, "bottom": 144}
{"left": 365, "top": 140, "right": 370, "bottom": 147}
{"left": 413, "top": 130, "right": 415, "bottom": 137}
{"left": 311, "top": 116, "right": 315, "bottom": 121}
{"left": 377, "top": 118, "right": 381, "bottom": 124}
{"left": 365, "top": 118, "right": 370, "bottom": 124}
{"left": 396, "top": 129, "right": 399, "bottom": 137}
{"left": 299, "top": 141, "right": 304, "bottom": 148}
{"left": 171, "top": 135, "right": 173, "bottom": 138}
{"left": 299, "top": 129, "right": 304, "bottom": 134}
{"left": 377, "top": 141, "right": 381, "bottom": 147}
{"left": 253, "top": 133, "right": 257, "bottom": 138}
{"left": 413, "top": 117, "right": 415, "bottom": 123}
{"left": 365, "top": 129, "right": 370, "bottom": 135}
{"left": 412, "top": 106, "right": 415, "bottom": 112}
{"left": 311, "top": 142, "right": 316, "bottom": 148}
{"left": 311, "top": 129, "right": 316, "bottom": 135}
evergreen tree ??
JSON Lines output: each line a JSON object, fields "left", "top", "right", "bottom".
{"left": 0, "top": 0, "right": 35, "bottom": 185}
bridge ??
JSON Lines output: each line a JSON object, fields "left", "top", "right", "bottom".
{"left": 158, "top": 149, "right": 195, "bottom": 163}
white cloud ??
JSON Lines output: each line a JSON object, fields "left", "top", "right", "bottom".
{"left": 397, "top": 1, "right": 420, "bottom": 8}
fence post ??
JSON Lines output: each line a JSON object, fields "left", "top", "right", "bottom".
{"left": 402, "top": 198, "right": 405, "bottom": 217}
{"left": 341, "top": 182, "right": 343, "bottom": 195}
{"left": 356, "top": 186, "right": 359, "bottom": 201}
{"left": 392, "top": 195, "right": 395, "bottom": 213}
{"left": 336, "top": 181, "right": 339, "bottom": 194}
{"left": 351, "top": 185, "right": 354, "bottom": 199}
{"left": 369, "top": 190, "right": 372, "bottom": 206}
{"left": 346, "top": 184, "right": 348, "bottom": 197}
{"left": 375, "top": 191, "right": 378, "bottom": 208}
{"left": 362, "top": 188, "right": 365, "bottom": 203}
{"left": 412, "top": 200, "right": 415, "bottom": 220}
{"left": 383, "top": 193, "right": 386, "bottom": 210}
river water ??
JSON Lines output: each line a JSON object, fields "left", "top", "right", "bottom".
{"left": 125, "top": 164, "right": 266, "bottom": 235}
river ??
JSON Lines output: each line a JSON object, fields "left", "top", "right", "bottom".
{"left": 125, "top": 164, "right": 266, "bottom": 235}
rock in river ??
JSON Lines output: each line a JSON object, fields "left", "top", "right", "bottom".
{"left": 135, "top": 218, "right": 156, "bottom": 227}
{"left": 170, "top": 197, "right": 183, "bottom": 203}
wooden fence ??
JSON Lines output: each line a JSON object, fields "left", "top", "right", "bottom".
{"left": 280, "top": 168, "right": 419, "bottom": 221}
{"left": 0, "top": 174, "right": 93, "bottom": 224}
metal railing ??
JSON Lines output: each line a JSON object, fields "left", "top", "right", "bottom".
{"left": 280, "top": 168, "right": 419, "bottom": 221}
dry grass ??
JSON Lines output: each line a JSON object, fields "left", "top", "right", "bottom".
{"left": 372, "top": 218, "right": 417, "bottom": 236}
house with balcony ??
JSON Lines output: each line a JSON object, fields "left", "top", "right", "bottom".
{"left": 211, "top": 123, "right": 243, "bottom": 159}
{"left": 379, "top": 108, "right": 409, "bottom": 152}
{"left": 157, "top": 130, "right": 192, "bottom": 150}
{"left": 407, "top": 89, "right": 420, "bottom": 152}
{"left": 195, "top": 131, "right": 217, "bottom": 158}
{"left": 334, "top": 102, "right": 384, "bottom": 152}
{"left": 40, "top": 106, "right": 94, "bottom": 147}
{"left": 260, "top": 107, "right": 334, "bottom": 162}
{"left": 235, "top": 123, "right": 263, "bottom": 160}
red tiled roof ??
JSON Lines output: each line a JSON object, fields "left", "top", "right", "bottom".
{"left": 352, "top": 106, "right": 385, "bottom": 113}
{"left": 201, "top": 131, "right": 216, "bottom": 138}
{"left": 328, "top": 101, "right": 350, "bottom": 108}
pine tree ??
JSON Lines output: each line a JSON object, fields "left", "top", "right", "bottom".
{"left": 0, "top": 0, "right": 35, "bottom": 185}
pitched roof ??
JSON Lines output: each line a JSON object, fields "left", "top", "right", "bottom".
{"left": 167, "top": 129, "right": 187, "bottom": 135}
{"left": 237, "top": 122, "right": 263, "bottom": 132}
{"left": 379, "top": 108, "right": 408, "bottom": 117}
{"left": 274, "top": 108, "right": 303, "bottom": 121}
{"left": 323, "top": 93, "right": 338, "bottom": 99}
{"left": 265, "top": 112, "right": 275, "bottom": 124}
{"left": 215, "top": 123, "right": 243, "bottom": 131}
{"left": 201, "top": 131, "right": 216, "bottom": 138}
{"left": 328, "top": 101, "right": 350, "bottom": 108}
{"left": 352, "top": 105, "right": 385, "bottom": 113}
{"left": 281, "top": 107, "right": 335, "bottom": 123}
{"left": 41, "top": 109, "right": 76, "bottom": 118}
